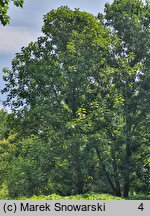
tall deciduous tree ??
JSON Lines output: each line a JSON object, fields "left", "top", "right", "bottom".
{"left": 98, "top": 0, "right": 150, "bottom": 197}
{"left": 1, "top": 3, "right": 150, "bottom": 198}
{"left": 2, "top": 6, "right": 114, "bottom": 195}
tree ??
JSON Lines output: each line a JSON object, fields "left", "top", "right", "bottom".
{"left": 0, "top": 135, "right": 55, "bottom": 198}
{"left": 69, "top": 0, "right": 150, "bottom": 197}
{"left": 0, "top": 0, "right": 24, "bottom": 25}
{"left": 1, "top": 3, "right": 150, "bottom": 198}
{"left": 98, "top": 0, "right": 150, "bottom": 197}
{"left": 2, "top": 6, "right": 114, "bottom": 196}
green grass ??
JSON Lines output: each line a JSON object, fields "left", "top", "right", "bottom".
{"left": 14, "top": 193, "right": 123, "bottom": 200}
{"left": 14, "top": 193, "right": 150, "bottom": 200}
{"left": 0, "top": 184, "right": 149, "bottom": 200}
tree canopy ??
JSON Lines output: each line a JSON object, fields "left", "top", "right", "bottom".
{"left": 1, "top": 0, "right": 150, "bottom": 199}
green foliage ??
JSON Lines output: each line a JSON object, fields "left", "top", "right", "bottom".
{"left": 1, "top": 1, "right": 150, "bottom": 199}
{"left": 0, "top": 0, "right": 24, "bottom": 25}
{"left": 128, "top": 194, "right": 150, "bottom": 200}
{"left": 102, "top": 0, "right": 150, "bottom": 197}
{"left": 0, "top": 109, "right": 9, "bottom": 140}
{"left": 0, "top": 183, "right": 8, "bottom": 199}
{"left": 15, "top": 193, "right": 124, "bottom": 200}
{"left": 1, "top": 135, "right": 54, "bottom": 198}
{"left": 2, "top": 6, "right": 114, "bottom": 196}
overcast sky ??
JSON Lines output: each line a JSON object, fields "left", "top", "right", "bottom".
{"left": 0, "top": 0, "right": 113, "bottom": 110}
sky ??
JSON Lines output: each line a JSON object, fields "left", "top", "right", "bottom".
{"left": 0, "top": 0, "right": 113, "bottom": 110}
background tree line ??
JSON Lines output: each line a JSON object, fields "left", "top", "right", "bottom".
{"left": 0, "top": 0, "right": 149, "bottom": 199}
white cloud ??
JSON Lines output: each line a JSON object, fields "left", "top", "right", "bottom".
{"left": 0, "top": 26, "right": 42, "bottom": 54}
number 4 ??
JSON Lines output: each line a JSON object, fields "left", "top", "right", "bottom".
{"left": 138, "top": 203, "right": 144, "bottom": 211}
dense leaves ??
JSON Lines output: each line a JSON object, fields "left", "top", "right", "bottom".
{"left": 1, "top": 1, "right": 150, "bottom": 199}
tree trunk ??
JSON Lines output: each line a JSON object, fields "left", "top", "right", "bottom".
{"left": 123, "top": 178, "right": 130, "bottom": 197}
{"left": 95, "top": 146, "right": 121, "bottom": 196}
{"left": 111, "top": 157, "right": 122, "bottom": 196}
{"left": 110, "top": 139, "right": 122, "bottom": 196}
{"left": 76, "top": 162, "right": 84, "bottom": 194}
{"left": 123, "top": 141, "right": 131, "bottom": 198}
